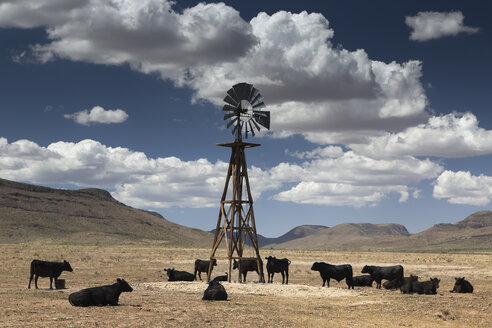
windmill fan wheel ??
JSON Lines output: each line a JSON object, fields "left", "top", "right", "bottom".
{"left": 223, "top": 82, "right": 270, "bottom": 140}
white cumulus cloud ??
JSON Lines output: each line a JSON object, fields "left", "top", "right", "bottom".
{"left": 406, "top": 11, "right": 479, "bottom": 41}
{"left": 433, "top": 170, "right": 492, "bottom": 206}
{"left": 64, "top": 106, "right": 129, "bottom": 125}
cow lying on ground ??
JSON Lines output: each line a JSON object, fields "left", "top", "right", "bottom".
{"left": 164, "top": 268, "right": 194, "bottom": 281}
{"left": 68, "top": 278, "right": 133, "bottom": 306}
{"left": 202, "top": 281, "right": 228, "bottom": 301}
{"left": 384, "top": 275, "right": 418, "bottom": 290}
{"left": 352, "top": 275, "right": 374, "bottom": 287}
{"left": 450, "top": 277, "right": 473, "bottom": 293}
{"left": 194, "top": 259, "right": 217, "bottom": 281}
{"left": 213, "top": 272, "right": 228, "bottom": 282}
{"left": 311, "top": 262, "right": 354, "bottom": 289}
{"left": 265, "top": 256, "right": 291, "bottom": 284}
{"left": 410, "top": 277, "right": 440, "bottom": 295}
{"left": 361, "top": 265, "right": 404, "bottom": 289}
{"left": 399, "top": 275, "right": 419, "bottom": 293}
{"left": 233, "top": 258, "right": 264, "bottom": 283}
{"left": 28, "top": 259, "right": 73, "bottom": 289}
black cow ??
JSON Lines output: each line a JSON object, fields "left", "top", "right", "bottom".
{"left": 310, "top": 262, "right": 354, "bottom": 289}
{"left": 361, "top": 265, "right": 404, "bottom": 289}
{"left": 68, "top": 278, "right": 133, "bottom": 306}
{"left": 400, "top": 275, "right": 419, "bottom": 294}
{"left": 265, "top": 256, "right": 291, "bottom": 284}
{"left": 202, "top": 281, "right": 228, "bottom": 301}
{"left": 450, "top": 277, "right": 473, "bottom": 293}
{"left": 194, "top": 259, "right": 217, "bottom": 281}
{"left": 384, "top": 275, "right": 418, "bottom": 290}
{"left": 232, "top": 258, "right": 264, "bottom": 283}
{"left": 352, "top": 275, "right": 374, "bottom": 287}
{"left": 28, "top": 259, "right": 73, "bottom": 289}
{"left": 411, "top": 277, "right": 440, "bottom": 295}
{"left": 213, "top": 272, "right": 228, "bottom": 282}
{"left": 164, "top": 268, "right": 194, "bottom": 281}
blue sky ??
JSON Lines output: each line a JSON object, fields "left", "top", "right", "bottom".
{"left": 1, "top": 0, "right": 491, "bottom": 236}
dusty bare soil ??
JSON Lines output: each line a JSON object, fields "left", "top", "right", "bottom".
{"left": 0, "top": 244, "right": 491, "bottom": 327}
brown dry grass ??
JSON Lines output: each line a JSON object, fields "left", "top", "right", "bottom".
{"left": 1, "top": 244, "right": 491, "bottom": 327}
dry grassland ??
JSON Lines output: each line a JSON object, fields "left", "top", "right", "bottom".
{"left": 0, "top": 244, "right": 491, "bottom": 327}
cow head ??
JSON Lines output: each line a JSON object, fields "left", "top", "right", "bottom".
{"left": 361, "top": 265, "right": 370, "bottom": 274}
{"left": 212, "top": 259, "right": 217, "bottom": 266}
{"left": 430, "top": 277, "right": 440, "bottom": 288}
{"left": 63, "top": 260, "right": 74, "bottom": 272}
{"left": 410, "top": 275, "right": 418, "bottom": 282}
{"left": 310, "top": 262, "right": 319, "bottom": 271}
{"left": 116, "top": 278, "right": 133, "bottom": 292}
{"left": 232, "top": 260, "right": 238, "bottom": 270}
{"left": 265, "top": 256, "right": 275, "bottom": 263}
{"left": 164, "top": 268, "right": 174, "bottom": 277}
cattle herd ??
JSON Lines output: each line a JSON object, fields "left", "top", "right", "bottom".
{"left": 27, "top": 255, "right": 474, "bottom": 305}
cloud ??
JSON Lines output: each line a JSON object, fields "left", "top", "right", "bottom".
{"left": 64, "top": 106, "right": 129, "bottom": 125}
{"left": 433, "top": 170, "right": 492, "bottom": 206}
{"left": 349, "top": 112, "right": 492, "bottom": 158}
{"left": 0, "top": 137, "right": 443, "bottom": 209}
{"left": 405, "top": 11, "right": 479, "bottom": 41}
{"left": 1, "top": 1, "right": 430, "bottom": 145}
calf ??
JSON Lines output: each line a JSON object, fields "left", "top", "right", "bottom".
{"left": 310, "top": 262, "right": 354, "bottom": 289}
{"left": 361, "top": 265, "right": 403, "bottom": 289}
{"left": 233, "top": 258, "right": 264, "bottom": 283}
{"left": 265, "top": 256, "right": 291, "bottom": 284}
{"left": 164, "top": 268, "right": 194, "bottom": 281}
{"left": 411, "top": 277, "right": 440, "bottom": 295}
{"left": 450, "top": 277, "right": 473, "bottom": 293}
{"left": 213, "top": 272, "right": 228, "bottom": 282}
{"left": 28, "top": 259, "right": 73, "bottom": 289}
{"left": 194, "top": 259, "right": 217, "bottom": 281}
{"left": 68, "top": 278, "right": 133, "bottom": 306}
{"left": 352, "top": 275, "right": 374, "bottom": 287}
{"left": 202, "top": 281, "right": 228, "bottom": 301}
{"left": 399, "top": 275, "right": 419, "bottom": 294}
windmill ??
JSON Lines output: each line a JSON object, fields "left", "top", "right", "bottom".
{"left": 208, "top": 82, "right": 270, "bottom": 282}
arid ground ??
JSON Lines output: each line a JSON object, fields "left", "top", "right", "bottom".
{"left": 0, "top": 244, "right": 491, "bottom": 327}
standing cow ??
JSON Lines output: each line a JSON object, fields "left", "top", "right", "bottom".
{"left": 361, "top": 265, "right": 404, "bottom": 289}
{"left": 265, "top": 256, "right": 291, "bottom": 284}
{"left": 194, "top": 259, "right": 217, "bottom": 281}
{"left": 233, "top": 258, "right": 264, "bottom": 283}
{"left": 28, "top": 259, "right": 73, "bottom": 289}
{"left": 311, "top": 262, "right": 354, "bottom": 289}
{"left": 68, "top": 278, "right": 133, "bottom": 306}
{"left": 450, "top": 277, "right": 473, "bottom": 293}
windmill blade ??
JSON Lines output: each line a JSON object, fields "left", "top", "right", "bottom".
{"left": 233, "top": 83, "right": 252, "bottom": 101}
{"left": 223, "top": 104, "right": 238, "bottom": 112}
{"left": 224, "top": 94, "right": 239, "bottom": 107}
{"left": 245, "top": 123, "right": 249, "bottom": 139}
{"left": 223, "top": 112, "right": 237, "bottom": 120}
{"left": 248, "top": 120, "right": 255, "bottom": 136}
{"left": 251, "top": 117, "right": 261, "bottom": 132}
{"left": 249, "top": 88, "right": 259, "bottom": 103}
{"left": 250, "top": 93, "right": 263, "bottom": 107}
{"left": 227, "top": 88, "right": 239, "bottom": 103}
{"left": 232, "top": 124, "right": 238, "bottom": 136}
{"left": 253, "top": 110, "right": 270, "bottom": 129}
{"left": 227, "top": 117, "right": 238, "bottom": 129}
{"left": 252, "top": 101, "right": 265, "bottom": 109}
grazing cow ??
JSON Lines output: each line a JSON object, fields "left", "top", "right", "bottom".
{"left": 232, "top": 258, "right": 264, "bottom": 283}
{"left": 361, "top": 265, "right": 404, "bottom": 289}
{"left": 194, "top": 259, "right": 217, "bottom": 281}
{"left": 399, "top": 275, "right": 419, "bottom": 294}
{"left": 28, "top": 259, "right": 73, "bottom": 289}
{"left": 68, "top": 278, "right": 133, "bottom": 306}
{"left": 411, "top": 277, "right": 440, "bottom": 295}
{"left": 202, "top": 281, "right": 228, "bottom": 301}
{"left": 310, "top": 262, "right": 354, "bottom": 289}
{"left": 265, "top": 256, "right": 291, "bottom": 284}
{"left": 213, "top": 272, "right": 228, "bottom": 282}
{"left": 164, "top": 268, "right": 194, "bottom": 281}
{"left": 450, "top": 277, "right": 473, "bottom": 293}
{"left": 384, "top": 275, "right": 418, "bottom": 290}
{"left": 352, "top": 275, "right": 374, "bottom": 287}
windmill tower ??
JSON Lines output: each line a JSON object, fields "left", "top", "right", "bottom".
{"left": 208, "top": 83, "right": 270, "bottom": 282}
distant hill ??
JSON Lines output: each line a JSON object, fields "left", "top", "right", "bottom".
{"left": 0, "top": 178, "right": 212, "bottom": 246}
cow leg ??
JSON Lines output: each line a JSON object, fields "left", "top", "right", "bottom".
{"left": 270, "top": 272, "right": 274, "bottom": 283}
{"left": 194, "top": 269, "right": 198, "bottom": 281}
{"left": 35, "top": 275, "right": 39, "bottom": 289}
{"left": 50, "top": 277, "right": 53, "bottom": 289}
{"left": 243, "top": 272, "right": 247, "bottom": 283}
{"left": 198, "top": 271, "right": 202, "bottom": 281}
{"left": 285, "top": 270, "right": 289, "bottom": 285}
{"left": 28, "top": 274, "right": 33, "bottom": 289}
{"left": 326, "top": 278, "right": 330, "bottom": 287}
{"left": 281, "top": 272, "right": 285, "bottom": 284}
{"left": 376, "top": 279, "right": 381, "bottom": 289}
